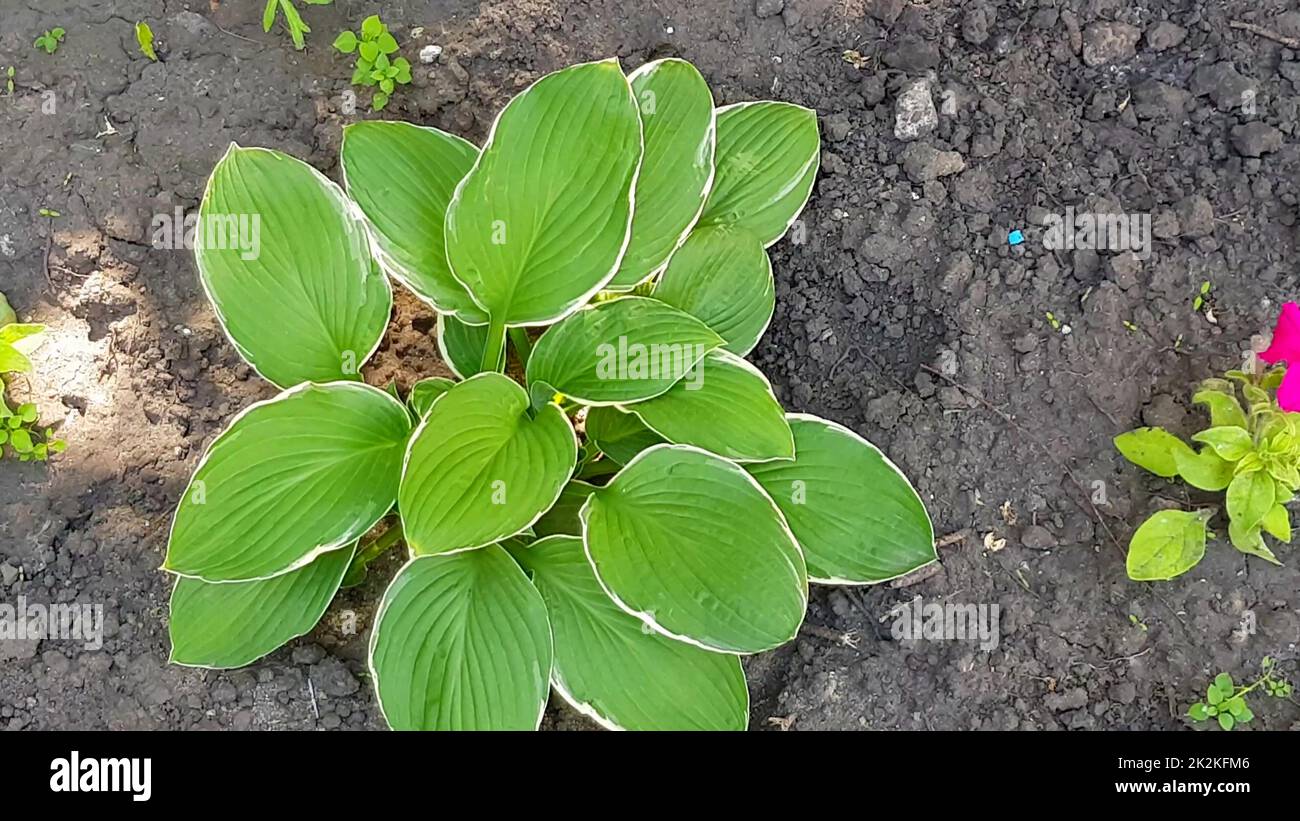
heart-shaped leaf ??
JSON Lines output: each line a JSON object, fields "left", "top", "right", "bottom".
{"left": 585, "top": 405, "right": 664, "bottom": 465}
{"left": 444, "top": 59, "right": 642, "bottom": 327}
{"left": 437, "top": 314, "right": 503, "bottom": 378}
{"left": 620, "top": 350, "right": 793, "bottom": 462}
{"left": 341, "top": 121, "right": 485, "bottom": 320}
{"left": 1126, "top": 509, "right": 1212, "bottom": 581}
{"left": 652, "top": 224, "right": 774, "bottom": 356}
{"left": 582, "top": 444, "right": 807, "bottom": 653}
{"left": 169, "top": 544, "right": 354, "bottom": 669}
{"left": 407, "top": 377, "right": 455, "bottom": 419}
{"left": 511, "top": 535, "right": 747, "bottom": 730}
{"left": 400, "top": 373, "right": 576, "bottom": 554}
{"left": 164, "top": 382, "right": 410, "bottom": 581}
{"left": 747, "top": 414, "right": 935, "bottom": 583}
{"left": 696, "top": 101, "right": 819, "bottom": 246}
{"left": 369, "top": 547, "right": 552, "bottom": 730}
{"left": 197, "top": 145, "right": 392, "bottom": 388}
{"left": 606, "top": 58, "right": 715, "bottom": 289}
{"left": 526, "top": 296, "right": 723, "bottom": 404}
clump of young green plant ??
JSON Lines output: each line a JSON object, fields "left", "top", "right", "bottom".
{"left": 163, "top": 58, "right": 938, "bottom": 731}
{"left": 262, "top": 0, "right": 332, "bottom": 50}
{"left": 1187, "top": 657, "right": 1293, "bottom": 730}
{"left": 0, "top": 292, "right": 65, "bottom": 462}
{"left": 34, "top": 28, "right": 65, "bottom": 55}
{"left": 1117, "top": 367, "right": 1298, "bottom": 580}
{"left": 333, "top": 15, "right": 411, "bottom": 111}
{"left": 135, "top": 22, "right": 158, "bottom": 61}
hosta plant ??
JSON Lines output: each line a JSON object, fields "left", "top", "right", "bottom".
{"left": 1117, "top": 304, "right": 1300, "bottom": 580}
{"left": 164, "top": 58, "right": 936, "bottom": 730}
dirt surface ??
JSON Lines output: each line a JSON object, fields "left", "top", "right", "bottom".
{"left": 2, "top": 0, "right": 1299, "bottom": 731}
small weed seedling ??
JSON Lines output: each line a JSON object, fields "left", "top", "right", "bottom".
{"left": 1188, "top": 658, "right": 1293, "bottom": 730}
{"left": 0, "top": 292, "right": 65, "bottom": 462}
{"left": 262, "top": 0, "right": 332, "bottom": 51}
{"left": 34, "top": 28, "right": 65, "bottom": 55}
{"left": 5, "top": 67, "right": 14, "bottom": 94}
{"left": 1117, "top": 304, "right": 1300, "bottom": 580}
{"left": 163, "top": 58, "right": 937, "bottom": 731}
{"left": 136, "top": 22, "right": 158, "bottom": 61}
{"left": 333, "top": 15, "right": 411, "bottom": 110}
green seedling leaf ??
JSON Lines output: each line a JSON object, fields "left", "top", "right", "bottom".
{"left": 399, "top": 373, "right": 576, "bottom": 554}
{"left": 1193, "top": 385, "right": 1248, "bottom": 430}
{"left": 1114, "top": 427, "right": 1196, "bottom": 477}
{"left": 619, "top": 350, "right": 793, "bottom": 462}
{"left": 169, "top": 544, "right": 354, "bottom": 668}
{"left": 197, "top": 145, "right": 392, "bottom": 388}
{"left": 163, "top": 383, "right": 410, "bottom": 582}
{"left": 1228, "top": 518, "right": 1280, "bottom": 564}
{"left": 360, "top": 14, "right": 384, "bottom": 39}
{"left": 377, "top": 32, "right": 398, "bottom": 54}
{"left": 532, "top": 481, "right": 597, "bottom": 538}
{"left": 333, "top": 30, "right": 358, "bottom": 53}
{"left": 407, "top": 376, "right": 455, "bottom": 419}
{"left": 1218, "top": 712, "right": 1235, "bottom": 731}
{"left": 1226, "top": 470, "right": 1275, "bottom": 531}
{"left": 1192, "top": 426, "right": 1254, "bottom": 462}
{"left": 652, "top": 223, "right": 774, "bottom": 356}
{"left": 1261, "top": 503, "right": 1292, "bottom": 543}
{"left": 262, "top": 0, "right": 278, "bottom": 31}
{"left": 135, "top": 22, "right": 158, "bottom": 61}
{"left": 582, "top": 444, "right": 807, "bottom": 653}
{"left": 341, "top": 121, "right": 483, "bottom": 318}
{"left": 1173, "top": 446, "right": 1234, "bottom": 491}
{"left": 1214, "top": 672, "right": 1234, "bottom": 693}
{"left": 511, "top": 535, "right": 748, "bottom": 730}
{"left": 358, "top": 40, "right": 379, "bottom": 62}
{"left": 697, "top": 101, "right": 820, "bottom": 246}
{"left": 526, "top": 296, "right": 723, "bottom": 404}
{"left": 585, "top": 405, "right": 664, "bottom": 464}
{"left": 1188, "top": 702, "right": 1208, "bottom": 721}
{"left": 445, "top": 59, "right": 641, "bottom": 326}
{"left": 607, "top": 59, "right": 715, "bottom": 289}
{"left": 369, "top": 547, "right": 551, "bottom": 730}
{"left": 1125, "top": 508, "right": 1212, "bottom": 581}
{"left": 747, "top": 414, "right": 936, "bottom": 584}
{"left": 0, "top": 292, "right": 16, "bottom": 327}
{"left": 437, "top": 314, "right": 503, "bottom": 378}
{"left": 9, "top": 427, "right": 33, "bottom": 453}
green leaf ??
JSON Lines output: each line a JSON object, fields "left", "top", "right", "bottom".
{"left": 0, "top": 323, "right": 45, "bottom": 346}
{"left": 340, "top": 121, "right": 482, "bottom": 319}
{"left": 407, "top": 376, "right": 455, "bottom": 419}
{"left": 1193, "top": 385, "right": 1248, "bottom": 430}
{"left": 1173, "top": 446, "right": 1234, "bottom": 491}
{"left": 526, "top": 296, "right": 722, "bottom": 404}
{"left": 0, "top": 292, "right": 16, "bottom": 326}
{"left": 1192, "top": 426, "right": 1254, "bottom": 462}
{"left": 379, "top": 78, "right": 395, "bottom": 94}
{"left": 358, "top": 40, "right": 379, "bottom": 62}
{"left": 169, "top": 545, "right": 353, "bottom": 668}
{"left": 1227, "top": 470, "right": 1275, "bottom": 531}
{"left": 393, "top": 57, "right": 412, "bottom": 84}
{"left": 377, "top": 32, "right": 399, "bottom": 54}
{"left": 135, "top": 22, "right": 158, "bottom": 61}
{"left": 696, "top": 101, "right": 820, "bottom": 246}
{"left": 511, "top": 535, "right": 748, "bottom": 730}
{"left": 197, "top": 145, "right": 392, "bottom": 388}
{"left": 445, "top": 59, "right": 642, "bottom": 326}
{"left": 360, "top": 14, "right": 384, "bottom": 40}
{"left": 1187, "top": 702, "right": 1208, "bottom": 721}
{"left": 399, "top": 373, "right": 576, "bottom": 554}
{"left": 585, "top": 405, "right": 664, "bottom": 464}
{"left": 582, "top": 444, "right": 807, "bottom": 653}
{"left": 1214, "top": 672, "right": 1234, "bottom": 694}
{"left": 17, "top": 403, "right": 36, "bottom": 423}
{"left": 1218, "top": 712, "right": 1235, "bottom": 731}
{"left": 1228, "top": 518, "right": 1280, "bottom": 564}
{"left": 747, "top": 414, "right": 935, "bottom": 583}
{"left": 1261, "top": 503, "right": 1291, "bottom": 543}
{"left": 0, "top": 342, "right": 32, "bottom": 373}
{"left": 9, "top": 427, "right": 32, "bottom": 453}
{"left": 371, "top": 91, "right": 389, "bottom": 111}
{"left": 1114, "top": 427, "right": 1196, "bottom": 478}
{"left": 262, "top": 0, "right": 277, "bottom": 32}
{"left": 620, "top": 350, "right": 793, "bottom": 462}
{"left": 1207, "top": 684, "right": 1223, "bottom": 705}
{"left": 652, "top": 224, "right": 774, "bottom": 356}
{"left": 437, "top": 314, "right": 503, "bottom": 378}
{"left": 332, "top": 30, "right": 358, "bottom": 53}
{"left": 163, "top": 383, "right": 410, "bottom": 582}
{"left": 607, "top": 59, "right": 715, "bottom": 289}
{"left": 532, "top": 480, "right": 597, "bottom": 538}
{"left": 1125, "top": 509, "right": 1212, "bottom": 581}
{"left": 369, "top": 547, "right": 551, "bottom": 730}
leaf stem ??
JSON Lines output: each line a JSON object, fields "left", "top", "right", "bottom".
{"left": 576, "top": 457, "right": 621, "bottom": 480}
{"left": 480, "top": 315, "right": 507, "bottom": 373}
{"left": 508, "top": 327, "right": 533, "bottom": 367}
{"left": 357, "top": 521, "right": 405, "bottom": 565}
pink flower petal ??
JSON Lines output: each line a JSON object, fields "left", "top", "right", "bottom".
{"left": 1259, "top": 301, "right": 1300, "bottom": 364}
{"left": 1278, "top": 367, "right": 1300, "bottom": 413}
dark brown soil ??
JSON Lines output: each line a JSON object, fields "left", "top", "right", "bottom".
{"left": 2, "top": 0, "right": 1298, "bottom": 731}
